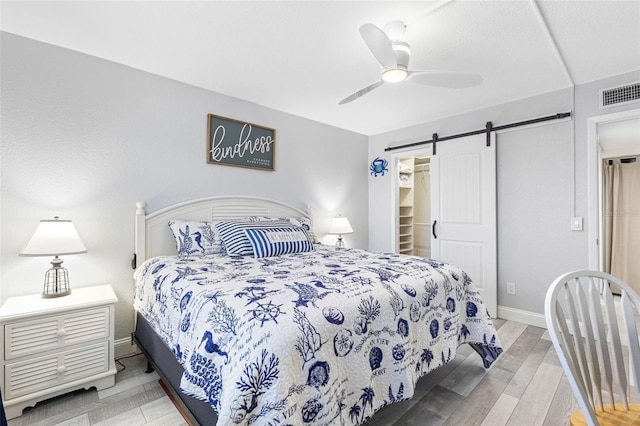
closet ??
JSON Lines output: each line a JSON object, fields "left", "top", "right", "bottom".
{"left": 397, "top": 156, "right": 431, "bottom": 257}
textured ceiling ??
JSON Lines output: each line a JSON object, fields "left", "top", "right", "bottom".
{"left": 1, "top": 0, "right": 639, "bottom": 136}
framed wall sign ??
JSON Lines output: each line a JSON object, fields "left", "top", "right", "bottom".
{"left": 207, "top": 114, "right": 275, "bottom": 171}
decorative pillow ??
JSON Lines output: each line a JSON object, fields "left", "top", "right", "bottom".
{"left": 244, "top": 227, "right": 314, "bottom": 258}
{"left": 215, "top": 220, "right": 292, "bottom": 256}
{"left": 286, "top": 217, "right": 317, "bottom": 243}
{"left": 168, "top": 220, "right": 225, "bottom": 258}
{"left": 243, "top": 216, "right": 318, "bottom": 243}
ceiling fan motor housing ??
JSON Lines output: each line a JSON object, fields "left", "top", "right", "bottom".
{"left": 392, "top": 41, "right": 411, "bottom": 70}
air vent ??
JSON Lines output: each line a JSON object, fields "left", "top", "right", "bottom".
{"left": 599, "top": 82, "right": 640, "bottom": 108}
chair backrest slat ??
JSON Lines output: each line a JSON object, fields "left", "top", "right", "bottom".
{"left": 564, "top": 282, "right": 596, "bottom": 408}
{"left": 576, "top": 279, "right": 605, "bottom": 410}
{"left": 587, "top": 280, "right": 615, "bottom": 409}
{"left": 621, "top": 290, "right": 640, "bottom": 396}
{"left": 555, "top": 302, "right": 598, "bottom": 422}
{"left": 602, "top": 280, "right": 629, "bottom": 408}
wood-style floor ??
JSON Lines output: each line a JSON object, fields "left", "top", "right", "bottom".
{"left": 6, "top": 319, "right": 636, "bottom": 426}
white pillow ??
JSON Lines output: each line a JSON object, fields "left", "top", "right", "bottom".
{"left": 243, "top": 216, "right": 318, "bottom": 243}
{"left": 168, "top": 220, "right": 226, "bottom": 257}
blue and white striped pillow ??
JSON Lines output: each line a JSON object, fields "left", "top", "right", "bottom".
{"left": 244, "top": 227, "right": 314, "bottom": 258}
{"left": 215, "top": 220, "right": 291, "bottom": 256}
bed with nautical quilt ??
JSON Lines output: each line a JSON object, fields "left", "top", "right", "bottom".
{"left": 134, "top": 242, "right": 502, "bottom": 426}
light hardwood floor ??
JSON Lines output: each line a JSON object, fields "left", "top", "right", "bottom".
{"left": 6, "top": 319, "right": 633, "bottom": 426}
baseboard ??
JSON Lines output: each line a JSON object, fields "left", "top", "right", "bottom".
{"left": 497, "top": 305, "right": 547, "bottom": 329}
{"left": 114, "top": 337, "right": 139, "bottom": 359}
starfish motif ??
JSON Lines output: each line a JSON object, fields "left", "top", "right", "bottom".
{"left": 234, "top": 285, "right": 279, "bottom": 305}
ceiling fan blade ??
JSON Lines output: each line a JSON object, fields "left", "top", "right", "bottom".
{"left": 339, "top": 80, "right": 385, "bottom": 105}
{"left": 359, "top": 23, "right": 397, "bottom": 70}
{"left": 408, "top": 71, "right": 483, "bottom": 88}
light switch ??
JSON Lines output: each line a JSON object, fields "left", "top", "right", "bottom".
{"left": 571, "top": 217, "right": 583, "bottom": 231}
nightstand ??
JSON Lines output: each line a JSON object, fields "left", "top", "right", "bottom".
{"left": 0, "top": 285, "right": 118, "bottom": 419}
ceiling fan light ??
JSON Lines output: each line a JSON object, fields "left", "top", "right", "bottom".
{"left": 381, "top": 68, "right": 408, "bottom": 83}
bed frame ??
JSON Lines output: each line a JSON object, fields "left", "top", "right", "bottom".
{"left": 132, "top": 196, "right": 312, "bottom": 425}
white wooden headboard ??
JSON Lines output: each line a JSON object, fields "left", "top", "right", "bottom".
{"left": 134, "top": 196, "right": 311, "bottom": 267}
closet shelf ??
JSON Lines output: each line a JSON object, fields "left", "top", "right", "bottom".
{"left": 398, "top": 156, "right": 420, "bottom": 257}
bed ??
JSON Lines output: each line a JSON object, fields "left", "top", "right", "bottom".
{"left": 132, "top": 196, "right": 502, "bottom": 426}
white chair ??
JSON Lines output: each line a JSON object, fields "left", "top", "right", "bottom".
{"left": 545, "top": 270, "right": 640, "bottom": 426}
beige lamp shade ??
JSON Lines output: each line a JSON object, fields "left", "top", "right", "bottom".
{"left": 20, "top": 218, "right": 87, "bottom": 256}
{"left": 20, "top": 217, "right": 87, "bottom": 298}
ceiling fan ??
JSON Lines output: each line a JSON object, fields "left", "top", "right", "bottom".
{"left": 339, "top": 21, "right": 483, "bottom": 105}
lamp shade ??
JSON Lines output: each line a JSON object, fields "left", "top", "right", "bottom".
{"left": 329, "top": 216, "right": 354, "bottom": 235}
{"left": 20, "top": 218, "right": 87, "bottom": 256}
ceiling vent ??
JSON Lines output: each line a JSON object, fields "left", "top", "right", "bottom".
{"left": 599, "top": 82, "right": 640, "bottom": 109}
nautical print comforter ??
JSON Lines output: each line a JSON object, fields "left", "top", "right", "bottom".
{"left": 133, "top": 245, "right": 502, "bottom": 426}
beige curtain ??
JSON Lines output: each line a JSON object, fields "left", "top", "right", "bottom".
{"left": 603, "top": 156, "right": 640, "bottom": 294}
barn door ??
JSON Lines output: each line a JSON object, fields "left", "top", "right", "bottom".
{"left": 430, "top": 132, "right": 497, "bottom": 317}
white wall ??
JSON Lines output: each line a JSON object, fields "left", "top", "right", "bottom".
{"left": 369, "top": 70, "right": 640, "bottom": 324}
{"left": 0, "top": 33, "right": 369, "bottom": 342}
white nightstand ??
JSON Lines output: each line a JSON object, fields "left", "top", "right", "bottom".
{"left": 0, "top": 285, "right": 118, "bottom": 419}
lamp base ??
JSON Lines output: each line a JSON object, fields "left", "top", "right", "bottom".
{"left": 335, "top": 235, "right": 345, "bottom": 248}
{"left": 42, "top": 256, "right": 72, "bottom": 298}
{"left": 42, "top": 289, "right": 71, "bottom": 298}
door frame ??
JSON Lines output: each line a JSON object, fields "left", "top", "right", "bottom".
{"left": 587, "top": 108, "right": 640, "bottom": 271}
{"left": 390, "top": 146, "right": 432, "bottom": 253}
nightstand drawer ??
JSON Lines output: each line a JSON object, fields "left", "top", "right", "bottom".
{"left": 4, "top": 340, "right": 111, "bottom": 400}
{"left": 4, "top": 306, "right": 110, "bottom": 360}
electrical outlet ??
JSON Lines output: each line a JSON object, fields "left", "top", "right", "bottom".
{"left": 507, "top": 282, "right": 516, "bottom": 295}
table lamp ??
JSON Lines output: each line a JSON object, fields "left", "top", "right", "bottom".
{"left": 20, "top": 217, "right": 87, "bottom": 298}
{"left": 329, "top": 215, "right": 354, "bottom": 248}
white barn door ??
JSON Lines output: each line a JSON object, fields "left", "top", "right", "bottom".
{"left": 430, "top": 133, "right": 497, "bottom": 317}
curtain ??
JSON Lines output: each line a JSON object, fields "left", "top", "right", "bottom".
{"left": 603, "top": 156, "right": 640, "bottom": 294}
